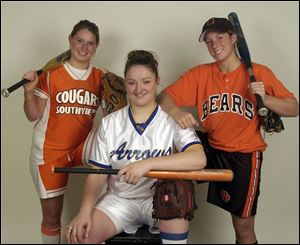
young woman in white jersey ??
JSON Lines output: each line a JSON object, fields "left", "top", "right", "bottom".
{"left": 66, "top": 50, "right": 207, "bottom": 244}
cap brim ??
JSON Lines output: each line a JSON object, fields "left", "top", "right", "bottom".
{"left": 199, "top": 30, "right": 208, "bottom": 42}
{"left": 199, "top": 28, "right": 232, "bottom": 42}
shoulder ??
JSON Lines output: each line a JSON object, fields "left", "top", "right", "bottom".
{"left": 47, "top": 63, "right": 66, "bottom": 74}
{"left": 92, "top": 65, "right": 108, "bottom": 74}
{"left": 92, "top": 66, "right": 123, "bottom": 77}
{"left": 88, "top": 65, "right": 106, "bottom": 78}
{"left": 190, "top": 62, "right": 214, "bottom": 72}
{"left": 92, "top": 67, "right": 124, "bottom": 82}
{"left": 90, "top": 66, "right": 110, "bottom": 78}
{"left": 90, "top": 66, "right": 123, "bottom": 81}
{"left": 180, "top": 62, "right": 214, "bottom": 79}
{"left": 40, "top": 64, "right": 65, "bottom": 82}
{"left": 102, "top": 105, "right": 129, "bottom": 123}
{"left": 251, "top": 62, "right": 273, "bottom": 73}
{"left": 250, "top": 62, "right": 279, "bottom": 80}
{"left": 157, "top": 106, "right": 179, "bottom": 127}
{"left": 100, "top": 105, "right": 129, "bottom": 134}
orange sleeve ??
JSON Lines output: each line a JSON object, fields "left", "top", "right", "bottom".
{"left": 36, "top": 67, "right": 55, "bottom": 96}
{"left": 253, "top": 63, "right": 296, "bottom": 98}
{"left": 164, "top": 68, "right": 199, "bottom": 107}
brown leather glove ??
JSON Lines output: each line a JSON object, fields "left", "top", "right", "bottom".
{"left": 260, "top": 110, "right": 284, "bottom": 133}
{"left": 101, "top": 72, "right": 127, "bottom": 115}
{"left": 152, "top": 180, "right": 197, "bottom": 221}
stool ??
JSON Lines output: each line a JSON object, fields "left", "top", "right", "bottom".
{"left": 105, "top": 225, "right": 160, "bottom": 244}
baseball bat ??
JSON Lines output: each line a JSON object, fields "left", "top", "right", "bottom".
{"left": 1, "top": 49, "right": 70, "bottom": 98}
{"left": 228, "top": 12, "right": 268, "bottom": 117}
{"left": 54, "top": 167, "right": 234, "bottom": 182}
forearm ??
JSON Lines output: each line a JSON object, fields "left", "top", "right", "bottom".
{"left": 79, "top": 174, "right": 107, "bottom": 214}
{"left": 158, "top": 91, "right": 199, "bottom": 128}
{"left": 264, "top": 96, "right": 299, "bottom": 117}
{"left": 145, "top": 146, "right": 206, "bottom": 171}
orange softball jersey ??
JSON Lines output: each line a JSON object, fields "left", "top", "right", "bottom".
{"left": 165, "top": 62, "right": 295, "bottom": 153}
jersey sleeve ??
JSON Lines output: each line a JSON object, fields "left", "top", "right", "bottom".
{"left": 170, "top": 117, "right": 202, "bottom": 152}
{"left": 254, "top": 64, "right": 296, "bottom": 98}
{"left": 164, "top": 68, "right": 199, "bottom": 107}
{"left": 34, "top": 71, "right": 50, "bottom": 99}
{"left": 88, "top": 119, "right": 111, "bottom": 169}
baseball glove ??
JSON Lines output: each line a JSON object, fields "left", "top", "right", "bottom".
{"left": 260, "top": 110, "right": 284, "bottom": 133}
{"left": 101, "top": 72, "right": 127, "bottom": 115}
{"left": 152, "top": 180, "right": 197, "bottom": 221}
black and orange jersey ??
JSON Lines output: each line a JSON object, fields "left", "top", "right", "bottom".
{"left": 165, "top": 62, "right": 295, "bottom": 153}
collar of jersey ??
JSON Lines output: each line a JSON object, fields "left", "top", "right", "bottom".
{"left": 128, "top": 104, "right": 159, "bottom": 135}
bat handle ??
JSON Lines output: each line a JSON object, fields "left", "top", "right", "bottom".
{"left": 53, "top": 167, "right": 120, "bottom": 175}
{"left": 255, "top": 94, "right": 268, "bottom": 116}
{"left": 1, "top": 69, "right": 42, "bottom": 98}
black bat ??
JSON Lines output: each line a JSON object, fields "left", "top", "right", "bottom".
{"left": 1, "top": 49, "right": 70, "bottom": 98}
{"left": 228, "top": 12, "right": 268, "bottom": 116}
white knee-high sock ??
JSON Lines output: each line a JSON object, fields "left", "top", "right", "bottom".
{"left": 41, "top": 224, "right": 61, "bottom": 244}
{"left": 41, "top": 233, "right": 60, "bottom": 244}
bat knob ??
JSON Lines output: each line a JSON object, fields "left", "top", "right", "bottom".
{"left": 1, "top": 89, "right": 10, "bottom": 98}
{"left": 258, "top": 107, "right": 268, "bottom": 117}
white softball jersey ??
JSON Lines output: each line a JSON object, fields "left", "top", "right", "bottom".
{"left": 89, "top": 105, "right": 202, "bottom": 199}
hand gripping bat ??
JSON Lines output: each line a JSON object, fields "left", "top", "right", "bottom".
{"left": 54, "top": 167, "right": 234, "bottom": 182}
{"left": 228, "top": 12, "right": 268, "bottom": 117}
{"left": 1, "top": 49, "right": 70, "bottom": 98}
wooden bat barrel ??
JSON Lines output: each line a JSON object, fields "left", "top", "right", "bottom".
{"left": 53, "top": 167, "right": 234, "bottom": 182}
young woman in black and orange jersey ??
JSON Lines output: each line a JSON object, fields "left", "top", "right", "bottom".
{"left": 158, "top": 17, "right": 299, "bottom": 244}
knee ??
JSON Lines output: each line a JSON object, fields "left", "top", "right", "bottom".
{"left": 232, "top": 216, "right": 255, "bottom": 236}
{"left": 232, "top": 217, "right": 257, "bottom": 243}
{"left": 234, "top": 221, "right": 253, "bottom": 235}
{"left": 42, "top": 211, "right": 61, "bottom": 227}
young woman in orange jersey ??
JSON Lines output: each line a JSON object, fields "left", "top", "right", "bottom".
{"left": 158, "top": 17, "right": 299, "bottom": 244}
{"left": 22, "top": 20, "right": 113, "bottom": 244}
